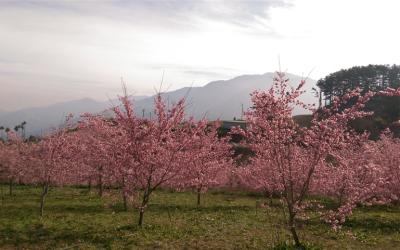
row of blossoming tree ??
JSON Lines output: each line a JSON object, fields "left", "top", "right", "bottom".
{"left": 0, "top": 90, "right": 233, "bottom": 225}
{"left": 1, "top": 73, "right": 400, "bottom": 247}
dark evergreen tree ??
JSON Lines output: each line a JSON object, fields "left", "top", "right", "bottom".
{"left": 317, "top": 64, "right": 400, "bottom": 138}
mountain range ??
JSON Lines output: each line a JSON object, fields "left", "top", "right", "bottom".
{"left": 0, "top": 72, "right": 317, "bottom": 136}
{"left": 0, "top": 109, "right": 7, "bottom": 117}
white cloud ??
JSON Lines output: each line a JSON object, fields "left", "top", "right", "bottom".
{"left": 1, "top": 0, "right": 400, "bottom": 110}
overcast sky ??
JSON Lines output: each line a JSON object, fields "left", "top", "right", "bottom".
{"left": 1, "top": 0, "right": 400, "bottom": 111}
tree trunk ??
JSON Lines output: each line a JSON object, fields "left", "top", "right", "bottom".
{"left": 9, "top": 178, "right": 13, "bottom": 196}
{"left": 197, "top": 188, "right": 201, "bottom": 206}
{"left": 138, "top": 208, "right": 145, "bottom": 226}
{"left": 98, "top": 175, "right": 103, "bottom": 197}
{"left": 288, "top": 214, "right": 301, "bottom": 248}
{"left": 138, "top": 189, "right": 150, "bottom": 226}
{"left": 88, "top": 178, "right": 92, "bottom": 193}
{"left": 122, "top": 178, "right": 127, "bottom": 211}
{"left": 40, "top": 183, "right": 49, "bottom": 217}
{"left": 1, "top": 184, "right": 4, "bottom": 205}
{"left": 122, "top": 192, "right": 128, "bottom": 211}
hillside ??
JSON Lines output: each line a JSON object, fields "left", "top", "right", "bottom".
{"left": 0, "top": 73, "right": 317, "bottom": 136}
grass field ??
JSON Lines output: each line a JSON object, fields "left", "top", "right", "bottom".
{"left": 0, "top": 185, "right": 399, "bottom": 249}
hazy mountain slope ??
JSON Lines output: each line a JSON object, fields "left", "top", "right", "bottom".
{"left": 0, "top": 98, "right": 113, "bottom": 135}
{"left": 0, "top": 109, "right": 7, "bottom": 117}
{"left": 134, "top": 72, "right": 317, "bottom": 120}
{"left": 0, "top": 73, "right": 316, "bottom": 136}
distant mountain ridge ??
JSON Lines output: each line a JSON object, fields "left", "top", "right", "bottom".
{"left": 133, "top": 72, "right": 316, "bottom": 120}
{"left": 0, "top": 98, "right": 111, "bottom": 136}
{"left": 0, "top": 72, "right": 317, "bottom": 136}
{"left": 0, "top": 109, "right": 7, "bottom": 116}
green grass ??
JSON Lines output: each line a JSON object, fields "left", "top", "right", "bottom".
{"left": 0, "top": 185, "right": 399, "bottom": 249}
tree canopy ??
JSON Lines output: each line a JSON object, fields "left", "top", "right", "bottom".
{"left": 317, "top": 64, "right": 400, "bottom": 138}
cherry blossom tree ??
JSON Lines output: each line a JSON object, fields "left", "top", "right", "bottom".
{"left": 74, "top": 116, "right": 115, "bottom": 197}
{"left": 236, "top": 156, "right": 281, "bottom": 204}
{"left": 173, "top": 120, "right": 233, "bottom": 206}
{"left": 113, "top": 92, "right": 203, "bottom": 226}
{"left": 27, "top": 122, "right": 77, "bottom": 217}
{"left": 0, "top": 139, "right": 10, "bottom": 198}
{"left": 234, "top": 72, "right": 380, "bottom": 247}
{"left": 365, "top": 129, "right": 400, "bottom": 203}
{"left": 311, "top": 134, "right": 389, "bottom": 229}
{"left": 0, "top": 131, "right": 25, "bottom": 196}
{"left": 76, "top": 114, "right": 133, "bottom": 210}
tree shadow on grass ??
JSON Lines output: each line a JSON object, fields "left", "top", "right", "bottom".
{"left": 48, "top": 203, "right": 105, "bottom": 214}
{"left": 344, "top": 217, "right": 400, "bottom": 234}
{"left": 0, "top": 223, "right": 123, "bottom": 249}
{"left": 0, "top": 203, "right": 105, "bottom": 221}
{"left": 0, "top": 204, "right": 39, "bottom": 218}
{"left": 356, "top": 204, "right": 400, "bottom": 214}
{"left": 0, "top": 225, "right": 53, "bottom": 246}
{"left": 148, "top": 203, "right": 254, "bottom": 213}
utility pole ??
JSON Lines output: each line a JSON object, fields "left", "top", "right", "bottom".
{"left": 241, "top": 103, "right": 244, "bottom": 120}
